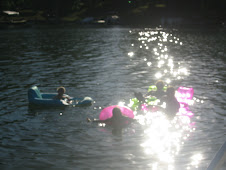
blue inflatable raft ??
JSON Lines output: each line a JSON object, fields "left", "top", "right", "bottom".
{"left": 28, "top": 86, "right": 93, "bottom": 107}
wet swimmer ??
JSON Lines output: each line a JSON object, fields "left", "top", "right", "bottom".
{"left": 134, "top": 80, "right": 166, "bottom": 103}
{"left": 87, "top": 107, "right": 134, "bottom": 129}
{"left": 161, "top": 86, "right": 180, "bottom": 117}
{"left": 54, "top": 86, "right": 72, "bottom": 103}
{"left": 146, "top": 80, "right": 166, "bottom": 99}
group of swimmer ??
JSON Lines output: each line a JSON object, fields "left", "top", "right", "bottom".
{"left": 134, "top": 80, "right": 180, "bottom": 117}
{"left": 54, "top": 80, "right": 180, "bottom": 133}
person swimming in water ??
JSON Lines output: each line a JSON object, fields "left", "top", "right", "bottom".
{"left": 146, "top": 80, "right": 166, "bottom": 99}
{"left": 141, "top": 86, "right": 180, "bottom": 118}
{"left": 160, "top": 86, "right": 180, "bottom": 118}
{"left": 54, "top": 86, "right": 72, "bottom": 103}
{"left": 134, "top": 80, "right": 166, "bottom": 103}
{"left": 87, "top": 107, "right": 134, "bottom": 130}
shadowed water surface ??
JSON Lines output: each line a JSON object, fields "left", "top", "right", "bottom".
{"left": 0, "top": 26, "right": 225, "bottom": 170}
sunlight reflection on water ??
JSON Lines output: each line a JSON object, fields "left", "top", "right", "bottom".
{"left": 128, "top": 29, "right": 188, "bottom": 85}
{"left": 127, "top": 28, "right": 202, "bottom": 169}
{"left": 135, "top": 110, "right": 195, "bottom": 169}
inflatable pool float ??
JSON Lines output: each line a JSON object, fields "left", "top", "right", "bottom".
{"left": 148, "top": 85, "right": 167, "bottom": 92}
{"left": 130, "top": 85, "right": 167, "bottom": 111}
{"left": 28, "top": 86, "right": 93, "bottom": 107}
{"left": 176, "top": 86, "right": 194, "bottom": 105}
{"left": 99, "top": 105, "right": 134, "bottom": 120}
{"left": 176, "top": 87, "right": 194, "bottom": 117}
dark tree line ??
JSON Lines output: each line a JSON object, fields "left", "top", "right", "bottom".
{"left": 0, "top": 0, "right": 225, "bottom": 18}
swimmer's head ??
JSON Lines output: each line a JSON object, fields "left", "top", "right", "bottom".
{"left": 156, "top": 80, "right": 164, "bottom": 90}
{"left": 57, "top": 86, "right": 66, "bottom": 95}
{"left": 166, "top": 86, "right": 175, "bottom": 97}
{"left": 112, "top": 107, "right": 122, "bottom": 118}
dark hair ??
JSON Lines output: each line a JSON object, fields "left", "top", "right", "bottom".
{"left": 57, "top": 86, "right": 66, "bottom": 94}
{"left": 156, "top": 80, "right": 164, "bottom": 89}
{"left": 112, "top": 107, "right": 122, "bottom": 117}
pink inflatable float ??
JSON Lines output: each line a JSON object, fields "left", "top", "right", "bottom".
{"left": 99, "top": 105, "right": 134, "bottom": 120}
{"left": 176, "top": 86, "right": 194, "bottom": 105}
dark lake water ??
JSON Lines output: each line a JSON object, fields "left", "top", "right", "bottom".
{"left": 0, "top": 25, "right": 225, "bottom": 170}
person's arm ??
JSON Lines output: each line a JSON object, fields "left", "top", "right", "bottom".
{"left": 87, "top": 118, "right": 111, "bottom": 123}
{"left": 144, "top": 91, "right": 153, "bottom": 97}
{"left": 122, "top": 116, "right": 136, "bottom": 123}
{"left": 134, "top": 92, "right": 145, "bottom": 102}
{"left": 63, "top": 94, "right": 72, "bottom": 100}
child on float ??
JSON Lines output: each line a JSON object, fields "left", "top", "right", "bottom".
{"left": 134, "top": 80, "right": 166, "bottom": 103}
{"left": 146, "top": 80, "right": 166, "bottom": 99}
{"left": 87, "top": 107, "right": 134, "bottom": 130}
{"left": 54, "top": 86, "right": 72, "bottom": 103}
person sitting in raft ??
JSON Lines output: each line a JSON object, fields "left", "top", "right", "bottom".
{"left": 146, "top": 80, "right": 166, "bottom": 99}
{"left": 134, "top": 80, "right": 166, "bottom": 103}
{"left": 54, "top": 86, "right": 72, "bottom": 103}
{"left": 160, "top": 86, "right": 180, "bottom": 117}
{"left": 87, "top": 107, "right": 134, "bottom": 129}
